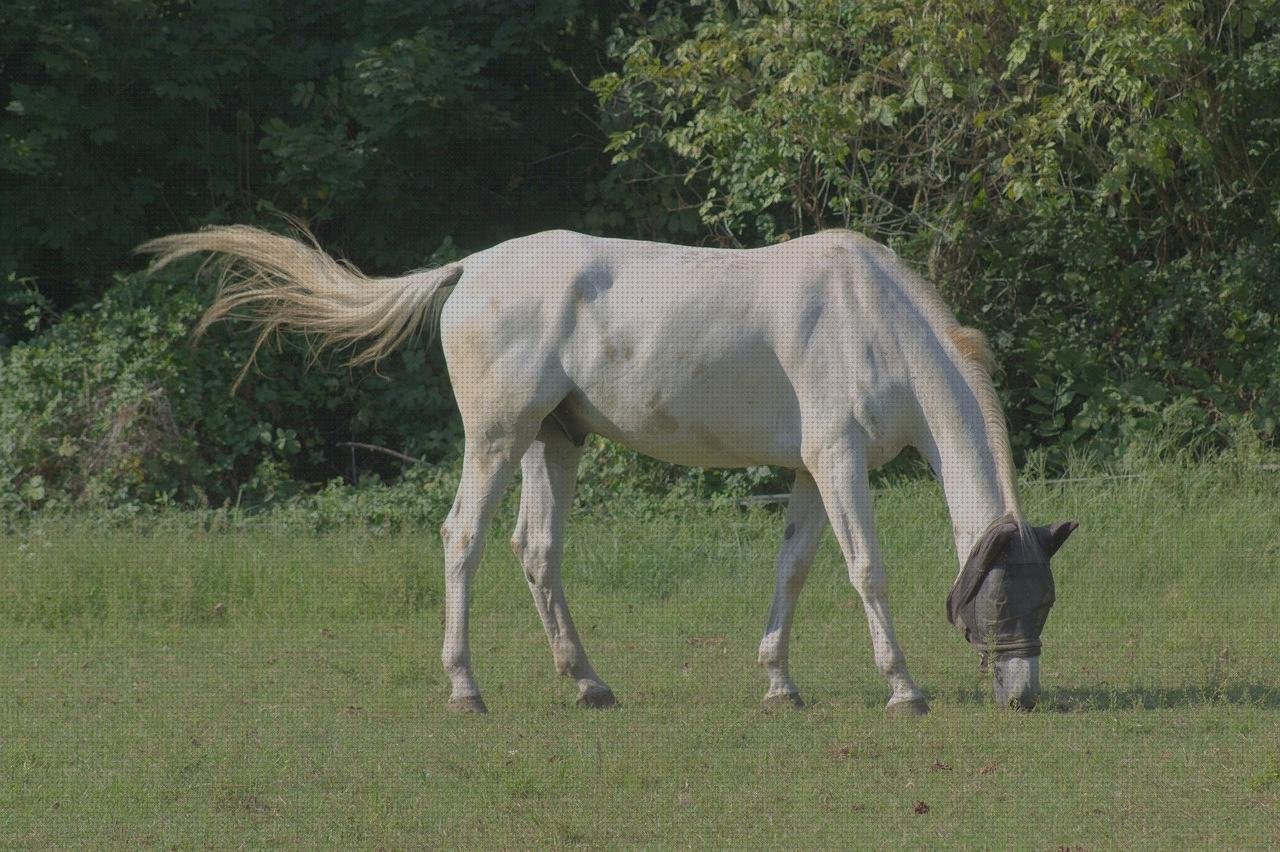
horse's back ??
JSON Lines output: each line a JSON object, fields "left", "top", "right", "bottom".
{"left": 440, "top": 229, "right": 938, "bottom": 468}
{"left": 466, "top": 230, "right": 911, "bottom": 326}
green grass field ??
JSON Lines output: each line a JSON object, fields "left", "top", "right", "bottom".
{"left": 3, "top": 466, "right": 1279, "bottom": 847}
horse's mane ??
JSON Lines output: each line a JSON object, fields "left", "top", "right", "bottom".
{"left": 945, "top": 323, "right": 1022, "bottom": 517}
{"left": 879, "top": 247, "right": 1022, "bottom": 517}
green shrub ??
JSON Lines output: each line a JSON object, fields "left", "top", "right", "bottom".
{"left": 0, "top": 269, "right": 461, "bottom": 514}
{"left": 6, "top": 0, "right": 1279, "bottom": 513}
{"left": 595, "top": 0, "right": 1280, "bottom": 463}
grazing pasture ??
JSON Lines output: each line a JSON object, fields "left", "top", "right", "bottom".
{"left": 2, "top": 467, "right": 1277, "bottom": 846}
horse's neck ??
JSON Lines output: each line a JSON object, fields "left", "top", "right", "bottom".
{"left": 910, "top": 365, "right": 1020, "bottom": 571}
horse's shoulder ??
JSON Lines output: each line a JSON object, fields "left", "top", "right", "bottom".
{"left": 806, "top": 231, "right": 947, "bottom": 309}
{"left": 777, "top": 231, "right": 903, "bottom": 290}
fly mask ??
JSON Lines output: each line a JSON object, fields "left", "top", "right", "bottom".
{"left": 946, "top": 514, "right": 1078, "bottom": 658}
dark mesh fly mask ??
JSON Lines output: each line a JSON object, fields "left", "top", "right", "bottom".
{"left": 946, "top": 515, "right": 1078, "bottom": 658}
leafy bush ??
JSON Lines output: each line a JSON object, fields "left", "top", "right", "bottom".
{"left": 0, "top": 269, "right": 462, "bottom": 514}
{"left": 595, "top": 0, "right": 1280, "bottom": 463}
{"left": 6, "top": 0, "right": 1280, "bottom": 514}
{"left": 575, "top": 436, "right": 785, "bottom": 516}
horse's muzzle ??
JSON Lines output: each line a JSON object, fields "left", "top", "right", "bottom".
{"left": 993, "top": 654, "right": 1041, "bottom": 710}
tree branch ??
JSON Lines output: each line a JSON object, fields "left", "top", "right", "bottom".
{"left": 336, "top": 441, "right": 425, "bottom": 466}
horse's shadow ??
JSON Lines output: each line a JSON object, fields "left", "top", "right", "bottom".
{"left": 948, "top": 681, "right": 1280, "bottom": 711}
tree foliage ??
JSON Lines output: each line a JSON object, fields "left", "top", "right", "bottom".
{"left": 3, "top": 0, "right": 1279, "bottom": 512}
{"left": 596, "top": 0, "right": 1280, "bottom": 460}
{"left": 2, "top": 0, "right": 627, "bottom": 511}
{"left": 1, "top": 0, "right": 617, "bottom": 334}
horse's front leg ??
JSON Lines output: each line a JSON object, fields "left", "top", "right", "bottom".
{"left": 757, "top": 471, "right": 828, "bottom": 708}
{"left": 806, "top": 439, "right": 929, "bottom": 716}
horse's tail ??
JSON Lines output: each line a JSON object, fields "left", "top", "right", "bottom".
{"left": 136, "top": 224, "right": 463, "bottom": 384}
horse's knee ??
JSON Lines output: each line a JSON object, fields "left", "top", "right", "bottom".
{"left": 441, "top": 514, "right": 475, "bottom": 551}
{"left": 442, "top": 522, "right": 485, "bottom": 584}
{"left": 511, "top": 533, "right": 556, "bottom": 587}
{"left": 847, "top": 559, "right": 887, "bottom": 599}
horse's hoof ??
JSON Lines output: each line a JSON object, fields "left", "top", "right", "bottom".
{"left": 576, "top": 686, "right": 618, "bottom": 709}
{"left": 762, "top": 692, "right": 805, "bottom": 710}
{"left": 886, "top": 697, "right": 930, "bottom": 717}
{"left": 446, "top": 695, "right": 488, "bottom": 714}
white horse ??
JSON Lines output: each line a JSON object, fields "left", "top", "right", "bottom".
{"left": 140, "top": 226, "right": 1076, "bottom": 715}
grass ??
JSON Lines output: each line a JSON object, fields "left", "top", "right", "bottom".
{"left": 2, "top": 465, "right": 1279, "bottom": 847}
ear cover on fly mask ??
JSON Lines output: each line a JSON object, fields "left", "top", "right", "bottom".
{"left": 946, "top": 515, "right": 1078, "bottom": 658}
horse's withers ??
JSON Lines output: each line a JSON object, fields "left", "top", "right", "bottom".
{"left": 947, "top": 515, "right": 1078, "bottom": 709}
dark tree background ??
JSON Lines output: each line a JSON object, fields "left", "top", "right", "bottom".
{"left": 3, "top": 0, "right": 1278, "bottom": 512}
{"left": 1, "top": 0, "right": 623, "bottom": 319}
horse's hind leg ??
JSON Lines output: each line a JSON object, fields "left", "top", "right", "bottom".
{"left": 440, "top": 431, "right": 534, "bottom": 713}
{"left": 757, "top": 471, "right": 828, "bottom": 709}
{"left": 511, "top": 422, "right": 616, "bottom": 708}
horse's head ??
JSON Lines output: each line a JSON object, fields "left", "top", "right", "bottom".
{"left": 946, "top": 515, "right": 1078, "bottom": 709}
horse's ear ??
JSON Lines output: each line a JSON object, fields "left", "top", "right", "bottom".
{"left": 1044, "top": 520, "right": 1078, "bottom": 557}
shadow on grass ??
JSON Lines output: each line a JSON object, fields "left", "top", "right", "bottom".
{"left": 948, "top": 681, "right": 1280, "bottom": 710}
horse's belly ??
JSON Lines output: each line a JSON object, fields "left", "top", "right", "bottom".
{"left": 595, "top": 413, "right": 800, "bottom": 469}
{"left": 562, "top": 358, "right": 804, "bottom": 469}
{"left": 570, "top": 403, "right": 803, "bottom": 468}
